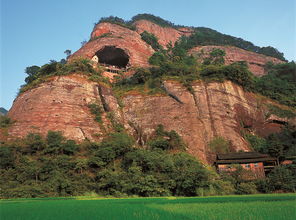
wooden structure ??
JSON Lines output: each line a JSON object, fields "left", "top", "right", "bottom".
{"left": 101, "top": 63, "right": 129, "bottom": 74}
{"left": 281, "top": 156, "right": 296, "bottom": 165}
{"left": 215, "top": 152, "right": 277, "bottom": 179}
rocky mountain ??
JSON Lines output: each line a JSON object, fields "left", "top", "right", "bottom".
{"left": 4, "top": 15, "right": 294, "bottom": 164}
{"left": 0, "top": 108, "right": 8, "bottom": 116}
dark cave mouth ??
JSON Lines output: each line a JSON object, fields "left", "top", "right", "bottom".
{"left": 96, "top": 46, "right": 129, "bottom": 68}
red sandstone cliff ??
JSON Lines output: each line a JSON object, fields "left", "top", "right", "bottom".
{"left": 70, "top": 22, "right": 283, "bottom": 77}
{"left": 189, "top": 46, "right": 284, "bottom": 76}
{"left": 6, "top": 74, "right": 290, "bottom": 163}
{"left": 70, "top": 22, "right": 154, "bottom": 67}
{"left": 4, "top": 20, "right": 291, "bottom": 164}
{"left": 7, "top": 75, "right": 108, "bottom": 142}
{"left": 134, "top": 20, "right": 193, "bottom": 47}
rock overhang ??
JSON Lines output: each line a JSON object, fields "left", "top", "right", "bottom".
{"left": 69, "top": 22, "right": 155, "bottom": 69}
{"left": 95, "top": 46, "right": 130, "bottom": 68}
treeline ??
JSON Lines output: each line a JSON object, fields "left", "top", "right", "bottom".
{"left": 95, "top": 13, "right": 285, "bottom": 60}
{"left": 0, "top": 128, "right": 208, "bottom": 198}
{"left": 95, "top": 13, "right": 183, "bottom": 30}
{"left": 177, "top": 28, "right": 286, "bottom": 61}
{"left": 1, "top": 125, "right": 295, "bottom": 199}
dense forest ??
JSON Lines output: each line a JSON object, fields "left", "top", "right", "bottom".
{"left": 0, "top": 123, "right": 295, "bottom": 198}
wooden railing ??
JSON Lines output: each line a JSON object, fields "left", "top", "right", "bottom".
{"left": 100, "top": 63, "right": 129, "bottom": 74}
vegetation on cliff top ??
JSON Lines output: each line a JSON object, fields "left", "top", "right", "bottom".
{"left": 177, "top": 28, "right": 286, "bottom": 61}
{"left": 96, "top": 16, "right": 136, "bottom": 30}
{"left": 140, "top": 31, "right": 163, "bottom": 51}
{"left": 95, "top": 13, "right": 286, "bottom": 60}
{"left": 19, "top": 58, "right": 108, "bottom": 94}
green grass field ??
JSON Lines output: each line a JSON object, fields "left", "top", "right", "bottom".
{"left": 1, "top": 194, "right": 295, "bottom": 220}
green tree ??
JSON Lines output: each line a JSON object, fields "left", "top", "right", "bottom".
{"left": 140, "top": 31, "right": 163, "bottom": 51}
{"left": 24, "top": 65, "right": 40, "bottom": 83}
{"left": 244, "top": 133, "right": 267, "bottom": 153}
{"left": 45, "top": 131, "right": 64, "bottom": 154}
{"left": 267, "top": 166, "right": 296, "bottom": 192}
{"left": 0, "top": 146, "right": 14, "bottom": 169}
{"left": 25, "top": 133, "right": 46, "bottom": 154}
{"left": 64, "top": 49, "right": 72, "bottom": 58}
{"left": 171, "top": 153, "right": 209, "bottom": 196}
{"left": 209, "top": 136, "right": 231, "bottom": 154}
{"left": 62, "top": 140, "right": 79, "bottom": 155}
{"left": 0, "top": 115, "right": 12, "bottom": 128}
{"left": 203, "top": 48, "right": 225, "bottom": 65}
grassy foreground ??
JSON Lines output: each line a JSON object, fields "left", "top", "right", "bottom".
{"left": 1, "top": 194, "right": 295, "bottom": 220}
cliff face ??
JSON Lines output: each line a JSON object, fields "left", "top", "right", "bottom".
{"left": 8, "top": 75, "right": 110, "bottom": 142}
{"left": 134, "top": 20, "right": 193, "bottom": 47}
{"left": 5, "top": 20, "right": 290, "bottom": 164}
{"left": 120, "top": 80, "right": 283, "bottom": 162}
{"left": 70, "top": 22, "right": 154, "bottom": 67}
{"left": 71, "top": 22, "right": 283, "bottom": 77}
{"left": 7, "top": 74, "right": 286, "bottom": 163}
{"left": 189, "top": 46, "right": 284, "bottom": 76}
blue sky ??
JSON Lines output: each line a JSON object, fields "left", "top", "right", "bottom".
{"left": 1, "top": 0, "right": 295, "bottom": 110}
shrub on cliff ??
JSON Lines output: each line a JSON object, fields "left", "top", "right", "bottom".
{"left": 96, "top": 16, "right": 136, "bottom": 30}
{"left": 148, "top": 124, "right": 186, "bottom": 151}
{"left": 222, "top": 62, "right": 255, "bottom": 90}
{"left": 208, "top": 136, "right": 231, "bottom": 154}
{"left": 140, "top": 31, "right": 163, "bottom": 51}
{"left": 244, "top": 133, "right": 267, "bottom": 153}
{"left": 254, "top": 62, "right": 296, "bottom": 107}
{"left": 24, "top": 65, "right": 41, "bottom": 84}
{"left": 148, "top": 44, "right": 199, "bottom": 80}
{"left": 21, "top": 58, "right": 103, "bottom": 95}
{"left": 200, "top": 62, "right": 255, "bottom": 90}
{"left": 266, "top": 104, "right": 296, "bottom": 119}
{"left": 202, "top": 48, "right": 226, "bottom": 65}
{"left": 0, "top": 115, "right": 12, "bottom": 128}
{"left": 176, "top": 27, "right": 286, "bottom": 61}
{"left": 131, "top": 13, "right": 180, "bottom": 28}
{"left": 88, "top": 103, "right": 103, "bottom": 123}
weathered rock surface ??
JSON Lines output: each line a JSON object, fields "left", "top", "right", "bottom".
{"left": 71, "top": 22, "right": 283, "bottom": 77}
{"left": 121, "top": 80, "right": 261, "bottom": 162}
{"left": 134, "top": 20, "right": 193, "bottom": 47}
{"left": 70, "top": 22, "right": 154, "bottom": 67}
{"left": 189, "top": 46, "right": 284, "bottom": 76}
{"left": 6, "top": 74, "right": 289, "bottom": 163}
{"left": 7, "top": 74, "right": 113, "bottom": 142}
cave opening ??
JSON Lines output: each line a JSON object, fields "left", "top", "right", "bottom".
{"left": 96, "top": 46, "right": 129, "bottom": 68}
